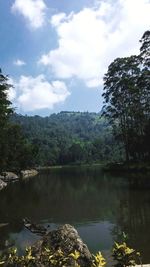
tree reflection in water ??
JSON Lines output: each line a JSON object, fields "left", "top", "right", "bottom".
{"left": 0, "top": 166, "right": 150, "bottom": 262}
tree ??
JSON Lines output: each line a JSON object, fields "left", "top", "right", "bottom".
{"left": 138, "top": 30, "right": 150, "bottom": 118}
{"left": 102, "top": 30, "right": 150, "bottom": 162}
{"left": 139, "top": 30, "right": 150, "bottom": 159}
{"left": 102, "top": 56, "right": 142, "bottom": 161}
{"left": 139, "top": 30, "right": 150, "bottom": 67}
{"left": 0, "top": 69, "right": 14, "bottom": 170}
{"left": 0, "top": 69, "right": 13, "bottom": 127}
{"left": 2, "top": 124, "right": 38, "bottom": 171}
{"left": 0, "top": 69, "right": 36, "bottom": 171}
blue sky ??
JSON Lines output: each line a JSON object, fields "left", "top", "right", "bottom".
{"left": 0, "top": 0, "right": 150, "bottom": 115}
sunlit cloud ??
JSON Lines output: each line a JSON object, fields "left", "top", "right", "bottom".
{"left": 11, "top": 75, "right": 70, "bottom": 111}
{"left": 13, "top": 59, "right": 26, "bottom": 66}
{"left": 39, "top": 0, "right": 150, "bottom": 87}
{"left": 11, "top": 0, "right": 47, "bottom": 29}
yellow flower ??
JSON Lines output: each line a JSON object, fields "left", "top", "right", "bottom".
{"left": 44, "top": 247, "right": 51, "bottom": 253}
{"left": 92, "top": 251, "right": 106, "bottom": 267}
{"left": 69, "top": 250, "right": 80, "bottom": 260}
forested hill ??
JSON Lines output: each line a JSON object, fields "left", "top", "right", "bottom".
{"left": 11, "top": 111, "right": 124, "bottom": 166}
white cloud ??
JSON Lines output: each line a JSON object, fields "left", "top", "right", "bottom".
{"left": 8, "top": 87, "right": 16, "bottom": 102}
{"left": 11, "top": 0, "right": 47, "bottom": 29}
{"left": 14, "top": 59, "right": 26, "bottom": 66}
{"left": 51, "top": 13, "right": 67, "bottom": 27}
{"left": 12, "top": 75, "right": 70, "bottom": 111}
{"left": 39, "top": 0, "right": 150, "bottom": 87}
{"left": 7, "top": 78, "right": 16, "bottom": 102}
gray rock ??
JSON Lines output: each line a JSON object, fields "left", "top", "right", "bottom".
{"left": 33, "top": 224, "right": 92, "bottom": 267}
{"left": 0, "top": 179, "right": 7, "bottom": 191}
{"left": 0, "top": 223, "right": 9, "bottom": 228}
{"left": 1, "top": 172, "right": 19, "bottom": 182}
{"left": 21, "top": 169, "right": 38, "bottom": 179}
{"left": 23, "top": 218, "right": 47, "bottom": 235}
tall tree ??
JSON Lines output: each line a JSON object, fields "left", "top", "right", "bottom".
{"left": 0, "top": 69, "right": 13, "bottom": 170}
{"left": 0, "top": 69, "right": 36, "bottom": 171}
{"left": 102, "top": 30, "right": 150, "bottom": 162}
{"left": 0, "top": 69, "right": 13, "bottom": 127}
{"left": 102, "top": 56, "right": 142, "bottom": 161}
{"left": 139, "top": 30, "right": 150, "bottom": 158}
{"left": 139, "top": 30, "right": 150, "bottom": 67}
{"left": 139, "top": 30, "right": 150, "bottom": 117}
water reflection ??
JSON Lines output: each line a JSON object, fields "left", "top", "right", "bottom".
{"left": 0, "top": 166, "right": 150, "bottom": 262}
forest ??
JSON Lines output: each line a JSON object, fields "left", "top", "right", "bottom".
{"left": 0, "top": 30, "right": 149, "bottom": 171}
{"left": 11, "top": 111, "right": 123, "bottom": 167}
{"left": 0, "top": 106, "right": 125, "bottom": 171}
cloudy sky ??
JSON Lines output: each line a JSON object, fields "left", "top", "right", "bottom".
{"left": 1, "top": 0, "right": 150, "bottom": 115}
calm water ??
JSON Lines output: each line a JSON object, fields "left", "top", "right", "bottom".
{"left": 0, "top": 165, "right": 150, "bottom": 263}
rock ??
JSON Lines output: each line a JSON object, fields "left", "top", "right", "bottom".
{"left": 1, "top": 172, "right": 19, "bottom": 182}
{"left": 23, "top": 218, "right": 47, "bottom": 236}
{"left": 33, "top": 224, "right": 92, "bottom": 267}
{"left": 0, "top": 179, "right": 7, "bottom": 191}
{"left": 0, "top": 222, "right": 9, "bottom": 228}
{"left": 20, "top": 169, "right": 38, "bottom": 179}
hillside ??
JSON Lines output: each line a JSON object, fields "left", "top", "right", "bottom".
{"left": 11, "top": 111, "right": 124, "bottom": 166}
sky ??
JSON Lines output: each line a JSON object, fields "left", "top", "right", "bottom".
{"left": 0, "top": 0, "right": 150, "bottom": 116}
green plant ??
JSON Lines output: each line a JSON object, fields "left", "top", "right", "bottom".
{"left": 112, "top": 241, "right": 141, "bottom": 267}
{"left": 0, "top": 240, "right": 141, "bottom": 267}
{"left": 0, "top": 245, "right": 107, "bottom": 267}
{"left": 92, "top": 251, "right": 106, "bottom": 267}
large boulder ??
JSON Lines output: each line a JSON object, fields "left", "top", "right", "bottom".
{"left": 20, "top": 169, "right": 38, "bottom": 179}
{"left": 0, "top": 179, "right": 7, "bottom": 191}
{"left": 1, "top": 172, "right": 19, "bottom": 182}
{"left": 33, "top": 224, "right": 92, "bottom": 267}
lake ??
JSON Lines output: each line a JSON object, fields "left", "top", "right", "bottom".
{"left": 0, "top": 165, "right": 150, "bottom": 263}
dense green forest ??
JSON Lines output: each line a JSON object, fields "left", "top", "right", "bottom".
{"left": 11, "top": 112, "right": 124, "bottom": 167}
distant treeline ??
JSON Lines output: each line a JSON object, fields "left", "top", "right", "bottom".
{"left": 11, "top": 111, "right": 124, "bottom": 167}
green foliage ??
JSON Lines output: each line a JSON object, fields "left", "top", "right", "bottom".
{"left": 140, "top": 30, "right": 150, "bottom": 67}
{"left": 11, "top": 111, "right": 124, "bottom": 167}
{"left": 0, "top": 69, "right": 13, "bottom": 128}
{"left": 92, "top": 252, "right": 106, "bottom": 267}
{"left": 0, "top": 239, "right": 141, "bottom": 267}
{"left": 102, "top": 30, "right": 150, "bottom": 162}
{"left": 112, "top": 242, "right": 140, "bottom": 267}
{"left": 0, "top": 246, "right": 106, "bottom": 267}
{"left": 0, "top": 69, "right": 37, "bottom": 171}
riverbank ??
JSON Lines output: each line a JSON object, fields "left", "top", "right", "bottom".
{"left": 37, "top": 162, "right": 104, "bottom": 170}
{"left": 0, "top": 169, "right": 38, "bottom": 191}
{"left": 103, "top": 162, "right": 150, "bottom": 173}
{"left": 37, "top": 161, "right": 150, "bottom": 174}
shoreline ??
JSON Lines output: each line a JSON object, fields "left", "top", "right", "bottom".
{"left": 102, "top": 162, "right": 150, "bottom": 173}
